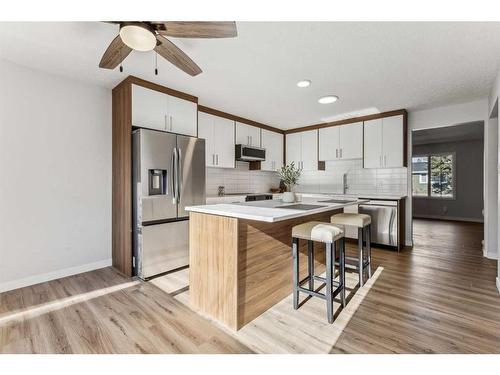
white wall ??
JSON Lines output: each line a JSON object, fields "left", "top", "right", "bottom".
{"left": 410, "top": 99, "right": 488, "bottom": 131}
{"left": 484, "top": 114, "right": 498, "bottom": 259}
{"left": 489, "top": 64, "right": 500, "bottom": 288}
{"left": 0, "top": 59, "right": 112, "bottom": 292}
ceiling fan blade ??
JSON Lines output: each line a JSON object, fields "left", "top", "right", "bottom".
{"left": 99, "top": 35, "right": 132, "bottom": 69}
{"left": 159, "top": 21, "right": 237, "bottom": 38}
{"left": 154, "top": 35, "right": 202, "bottom": 76}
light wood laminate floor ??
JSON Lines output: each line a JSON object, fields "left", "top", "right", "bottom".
{"left": 1, "top": 219, "right": 499, "bottom": 353}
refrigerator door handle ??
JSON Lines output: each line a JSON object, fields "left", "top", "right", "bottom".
{"left": 176, "top": 147, "right": 182, "bottom": 204}
{"left": 171, "top": 148, "right": 177, "bottom": 204}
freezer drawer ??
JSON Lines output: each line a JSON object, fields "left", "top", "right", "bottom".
{"left": 137, "top": 220, "right": 189, "bottom": 279}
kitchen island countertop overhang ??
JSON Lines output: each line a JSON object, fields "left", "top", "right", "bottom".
{"left": 185, "top": 197, "right": 369, "bottom": 222}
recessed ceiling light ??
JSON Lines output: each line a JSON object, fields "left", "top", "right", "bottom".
{"left": 297, "top": 80, "right": 311, "bottom": 88}
{"left": 318, "top": 95, "right": 339, "bottom": 104}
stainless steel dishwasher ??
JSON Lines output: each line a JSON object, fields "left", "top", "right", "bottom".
{"left": 358, "top": 200, "right": 398, "bottom": 248}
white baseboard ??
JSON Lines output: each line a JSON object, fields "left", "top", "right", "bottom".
{"left": 0, "top": 259, "right": 112, "bottom": 293}
{"left": 413, "top": 214, "right": 484, "bottom": 223}
{"left": 497, "top": 277, "right": 500, "bottom": 295}
{"left": 484, "top": 251, "right": 498, "bottom": 260}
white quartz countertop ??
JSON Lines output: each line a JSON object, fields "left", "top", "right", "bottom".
{"left": 299, "top": 193, "right": 407, "bottom": 200}
{"left": 185, "top": 197, "right": 369, "bottom": 223}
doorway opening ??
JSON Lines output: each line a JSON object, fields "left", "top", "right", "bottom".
{"left": 411, "top": 122, "right": 484, "bottom": 222}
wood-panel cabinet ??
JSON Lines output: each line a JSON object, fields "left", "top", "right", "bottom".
{"left": 236, "top": 122, "right": 261, "bottom": 147}
{"left": 319, "top": 122, "right": 363, "bottom": 161}
{"left": 363, "top": 115, "right": 404, "bottom": 168}
{"left": 198, "top": 112, "right": 235, "bottom": 168}
{"left": 286, "top": 130, "right": 318, "bottom": 170}
{"left": 132, "top": 84, "right": 197, "bottom": 137}
{"left": 261, "top": 130, "right": 283, "bottom": 171}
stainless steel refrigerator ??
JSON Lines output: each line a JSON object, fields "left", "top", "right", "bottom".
{"left": 132, "top": 128, "right": 205, "bottom": 279}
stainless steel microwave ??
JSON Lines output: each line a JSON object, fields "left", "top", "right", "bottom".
{"left": 235, "top": 144, "right": 266, "bottom": 161}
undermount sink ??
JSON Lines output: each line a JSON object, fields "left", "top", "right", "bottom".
{"left": 278, "top": 204, "right": 327, "bottom": 210}
{"left": 318, "top": 199, "right": 357, "bottom": 204}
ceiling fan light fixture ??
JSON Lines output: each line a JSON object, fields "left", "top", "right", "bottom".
{"left": 119, "top": 23, "right": 156, "bottom": 52}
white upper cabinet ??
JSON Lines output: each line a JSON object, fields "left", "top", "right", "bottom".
{"left": 381, "top": 115, "right": 404, "bottom": 168}
{"left": 301, "top": 130, "right": 318, "bottom": 171}
{"left": 198, "top": 112, "right": 216, "bottom": 167}
{"left": 213, "top": 116, "right": 236, "bottom": 169}
{"left": 131, "top": 84, "right": 197, "bottom": 137}
{"left": 166, "top": 95, "right": 197, "bottom": 137}
{"left": 132, "top": 84, "right": 167, "bottom": 131}
{"left": 319, "top": 122, "right": 363, "bottom": 161}
{"left": 339, "top": 122, "right": 363, "bottom": 159}
{"left": 261, "top": 130, "right": 284, "bottom": 171}
{"left": 286, "top": 130, "right": 318, "bottom": 171}
{"left": 319, "top": 126, "right": 340, "bottom": 160}
{"left": 197, "top": 112, "right": 235, "bottom": 168}
{"left": 363, "top": 119, "right": 383, "bottom": 168}
{"left": 285, "top": 132, "right": 301, "bottom": 168}
{"left": 236, "top": 122, "right": 261, "bottom": 147}
{"left": 363, "top": 115, "right": 404, "bottom": 168}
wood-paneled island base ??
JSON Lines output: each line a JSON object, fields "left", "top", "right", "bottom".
{"left": 189, "top": 209, "right": 343, "bottom": 330}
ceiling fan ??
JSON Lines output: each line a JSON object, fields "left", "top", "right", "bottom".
{"left": 99, "top": 21, "right": 238, "bottom": 76}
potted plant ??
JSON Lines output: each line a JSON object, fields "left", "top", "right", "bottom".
{"left": 278, "top": 162, "right": 302, "bottom": 203}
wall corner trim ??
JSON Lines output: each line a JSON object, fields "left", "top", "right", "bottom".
{"left": 496, "top": 277, "right": 500, "bottom": 295}
{"left": 0, "top": 259, "right": 112, "bottom": 293}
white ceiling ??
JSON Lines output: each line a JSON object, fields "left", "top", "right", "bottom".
{"left": 1, "top": 22, "right": 500, "bottom": 130}
{"left": 413, "top": 121, "right": 484, "bottom": 145}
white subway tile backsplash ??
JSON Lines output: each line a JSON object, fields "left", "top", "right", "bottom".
{"left": 206, "top": 159, "right": 407, "bottom": 197}
{"left": 206, "top": 161, "right": 281, "bottom": 196}
{"left": 294, "top": 158, "right": 407, "bottom": 196}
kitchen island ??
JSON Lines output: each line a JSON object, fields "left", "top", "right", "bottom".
{"left": 185, "top": 197, "right": 367, "bottom": 330}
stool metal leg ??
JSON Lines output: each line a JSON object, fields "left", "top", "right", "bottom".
{"left": 358, "top": 227, "right": 364, "bottom": 287}
{"left": 308, "top": 240, "right": 314, "bottom": 291}
{"left": 325, "top": 242, "right": 334, "bottom": 324}
{"left": 340, "top": 238, "right": 346, "bottom": 307}
{"left": 292, "top": 237, "right": 299, "bottom": 310}
{"left": 367, "top": 225, "right": 372, "bottom": 279}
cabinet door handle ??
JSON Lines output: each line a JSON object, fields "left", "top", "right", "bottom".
{"left": 164, "top": 115, "right": 167, "bottom": 130}
{"left": 216, "top": 154, "right": 219, "bottom": 165}
{"left": 336, "top": 149, "right": 338, "bottom": 158}
{"left": 212, "top": 154, "right": 215, "bottom": 165}
{"left": 340, "top": 148, "right": 343, "bottom": 158}
{"left": 384, "top": 154, "right": 387, "bottom": 167}
{"left": 170, "top": 116, "right": 173, "bottom": 131}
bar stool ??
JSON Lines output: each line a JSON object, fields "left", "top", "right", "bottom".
{"left": 330, "top": 213, "right": 372, "bottom": 287}
{"left": 291, "top": 221, "right": 346, "bottom": 323}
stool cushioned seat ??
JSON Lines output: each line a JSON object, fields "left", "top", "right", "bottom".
{"left": 330, "top": 213, "right": 371, "bottom": 227}
{"left": 292, "top": 221, "right": 344, "bottom": 243}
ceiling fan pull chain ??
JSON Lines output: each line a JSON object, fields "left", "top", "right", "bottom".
{"left": 155, "top": 52, "right": 158, "bottom": 75}
{"left": 119, "top": 47, "right": 124, "bottom": 72}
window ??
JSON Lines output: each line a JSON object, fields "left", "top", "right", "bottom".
{"left": 412, "top": 153, "right": 455, "bottom": 198}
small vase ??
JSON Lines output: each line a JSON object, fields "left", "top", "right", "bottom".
{"left": 282, "top": 191, "right": 295, "bottom": 203}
